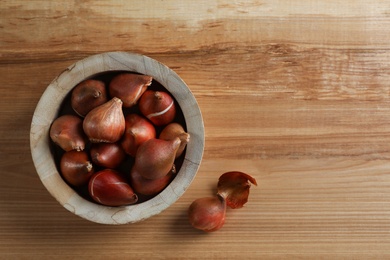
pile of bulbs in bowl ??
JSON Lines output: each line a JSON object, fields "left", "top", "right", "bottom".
{"left": 50, "top": 72, "right": 188, "bottom": 206}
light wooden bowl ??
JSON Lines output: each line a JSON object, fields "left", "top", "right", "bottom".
{"left": 30, "top": 52, "right": 204, "bottom": 224}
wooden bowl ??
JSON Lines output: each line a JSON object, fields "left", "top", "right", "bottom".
{"left": 30, "top": 52, "right": 204, "bottom": 224}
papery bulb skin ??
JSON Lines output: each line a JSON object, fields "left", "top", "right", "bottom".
{"left": 188, "top": 195, "right": 226, "bottom": 232}
{"left": 60, "top": 150, "right": 94, "bottom": 187}
{"left": 130, "top": 166, "right": 175, "bottom": 196}
{"left": 217, "top": 171, "right": 257, "bottom": 209}
{"left": 88, "top": 169, "right": 138, "bottom": 206}
{"left": 71, "top": 79, "right": 108, "bottom": 117}
{"left": 121, "top": 114, "right": 156, "bottom": 157}
{"left": 90, "top": 142, "right": 126, "bottom": 169}
{"left": 133, "top": 137, "right": 181, "bottom": 180}
{"left": 109, "top": 73, "right": 152, "bottom": 108}
{"left": 83, "top": 97, "right": 125, "bottom": 143}
{"left": 50, "top": 115, "right": 87, "bottom": 152}
{"left": 159, "top": 122, "right": 190, "bottom": 158}
{"left": 139, "top": 90, "right": 176, "bottom": 126}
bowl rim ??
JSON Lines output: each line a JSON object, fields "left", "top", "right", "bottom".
{"left": 30, "top": 51, "right": 204, "bottom": 224}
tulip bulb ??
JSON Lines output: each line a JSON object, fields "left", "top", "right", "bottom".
{"left": 159, "top": 122, "right": 190, "bottom": 158}
{"left": 88, "top": 169, "right": 138, "bottom": 206}
{"left": 60, "top": 150, "right": 94, "bottom": 187}
{"left": 71, "top": 79, "right": 108, "bottom": 117}
{"left": 188, "top": 195, "right": 226, "bottom": 232}
{"left": 130, "top": 165, "right": 175, "bottom": 196}
{"left": 83, "top": 97, "right": 125, "bottom": 143}
{"left": 50, "top": 115, "right": 87, "bottom": 152}
{"left": 133, "top": 137, "right": 181, "bottom": 180}
{"left": 109, "top": 73, "right": 152, "bottom": 108}
{"left": 90, "top": 142, "right": 126, "bottom": 169}
{"left": 121, "top": 114, "right": 156, "bottom": 157}
{"left": 139, "top": 90, "right": 176, "bottom": 126}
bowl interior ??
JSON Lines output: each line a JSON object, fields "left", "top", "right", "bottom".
{"left": 30, "top": 52, "right": 204, "bottom": 224}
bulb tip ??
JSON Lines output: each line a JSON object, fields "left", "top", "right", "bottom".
{"left": 112, "top": 97, "right": 123, "bottom": 104}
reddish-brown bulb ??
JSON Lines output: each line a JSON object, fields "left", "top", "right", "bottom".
{"left": 188, "top": 195, "right": 226, "bottom": 232}
{"left": 139, "top": 90, "right": 176, "bottom": 126}
{"left": 121, "top": 114, "right": 156, "bottom": 157}
{"left": 60, "top": 150, "right": 94, "bottom": 187}
{"left": 88, "top": 169, "right": 138, "bottom": 207}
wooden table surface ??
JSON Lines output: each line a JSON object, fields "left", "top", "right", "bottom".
{"left": 2, "top": 1, "right": 390, "bottom": 259}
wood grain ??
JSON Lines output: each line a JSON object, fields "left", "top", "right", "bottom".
{"left": 2, "top": 0, "right": 390, "bottom": 258}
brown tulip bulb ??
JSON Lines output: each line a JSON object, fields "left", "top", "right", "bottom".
{"left": 139, "top": 90, "right": 176, "bottom": 126}
{"left": 71, "top": 79, "right": 108, "bottom": 117}
{"left": 130, "top": 165, "right": 175, "bottom": 196}
{"left": 188, "top": 195, "right": 226, "bottom": 232}
{"left": 90, "top": 142, "right": 126, "bottom": 169}
{"left": 60, "top": 150, "right": 94, "bottom": 187}
{"left": 83, "top": 97, "right": 125, "bottom": 143}
{"left": 159, "top": 122, "right": 190, "bottom": 158}
{"left": 88, "top": 169, "right": 138, "bottom": 206}
{"left": 121, "top": 114, "right": 156, "bottom": 157}
{"left": 50, "top": 115, "right": 87, "bottom": 152}
{"left": 133, "top": 137, "right": 181, "bottom": 180}
{"left": 109, "top": 73, "right": 152, "bottom": 108}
